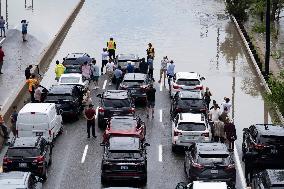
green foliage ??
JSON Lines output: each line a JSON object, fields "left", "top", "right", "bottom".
{"left": 226, "top": 0, "right": 250, "bottom": 21}
{"left": 252, "top": 23, "right": 266, "bottom": 33}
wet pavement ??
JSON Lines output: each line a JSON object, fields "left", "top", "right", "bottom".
{"left": 0, "top": 0, "right": 78, "bottom": 108}
{"left": 0, "top": 0, "right": 275, "bottom": 188}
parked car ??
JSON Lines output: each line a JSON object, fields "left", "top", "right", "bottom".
{"left": 119, "top": 73, "right": 151, "bottom": 103}
{"left": 58, "top": 73, "right": 89, "bottom": 89}
{"left": 100, "top": 136, "right": 150, "bottom": 185}
{"left": 251, "top": 169, "right": 284, "bottom": 189}
{"left": 16, "top": 103, "right": 63, "bottom": 143}
{"left": 115, "top": 54, "right": 140, "bottom": 72}
{"left": 0, "top": 171, "right": 43, "bottom": 189}
{"left": 171, "top": 113, "right": 211, "bottom": 152}
{"left": 44, "top": 85, "right": 84, "bottom": 120}
{"left": 175, "top": 181, "right": 229, "bottom": 189}
{"left": 242, "top": 124, "right": 284, "bottom": 171}
{"left": 62, "top": 53, "right": 92, "bottom": 73}
{"left": 170, "top": 90, "right": 207, "bottom": 119}
{"left": 103, "top": 115, "right": 146, "bottom": 143}
{"left": 97, "top": 90, "right": 135, "bottom": 129}
{"left": 184, "top": 143, "right": 236, "bottom": 187}
{"left": 170, "top": 72, "right": 205, "bottom": 97}
{"left": 3, "top": 137, "right": 52, "bottom": 180}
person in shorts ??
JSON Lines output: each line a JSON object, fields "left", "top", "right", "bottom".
{"left": 146, "top": 84, "right": 156, "bottom": 119}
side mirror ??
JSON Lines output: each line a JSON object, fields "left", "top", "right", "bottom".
{"left": 200, "top": 77, "right": 205, "bottom": 80}
{"left": 175, "top": 182, "right": 188, "bottom": 189}
{"left": 144, "top": 143, "right": 150, "bottom": 147}
{"left": 100, "top": 143, "right": 106, "bottom": 146}
{"left": 96, "top": 94, "right": 102, "bottom": 98}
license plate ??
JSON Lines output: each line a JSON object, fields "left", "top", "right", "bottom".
{"left": 19, "top": 163, "right": 27, "bottom": 168}
{"left": 120, "top": 166, "right": 128, "bottom": 170}
{"left": 271, "top": 149, "right": 278, "bottom": 154}
{"left": 211, "top": 170, "right": 218, "bottom": 174}
{"left": 36, "top": 132, "right": 43, "bottom": 136}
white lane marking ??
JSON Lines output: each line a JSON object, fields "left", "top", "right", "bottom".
{"left": 0, "top": 37, "right": 5, "bottom": 44}
{"left": 159, "top": 109, "right": 162, "bottom": 122}
{"left": 81, "top": 145, "right": 89, "bottom": 163}
{"left": 95, "top": 107, "right": 99, "bottom": 119}
{"left": 160, "top": 81, "right": 163, "bottom": 92}
{"left": 234, "top": 144, "right": 247, "bottom": 188}
{"left": 102, "top": 80, "right": 107, "bottom": 90}
{"left": 158, "top": 145, "right": 163, "bottom": 162}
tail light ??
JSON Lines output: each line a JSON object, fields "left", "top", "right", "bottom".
{"left": 254, "top": 144, "right": 267, "bottom": 150}
{"left": 129, "top": 107, "right": 135, "bottom": 113}
{"left": 173, "top": 85, "right": 180, "bottom": 89}
{"left": 49, "top": 130, "right": 52, "bottom": 136}
{"left": 174, "top": 130, "right": 182, "bottom": 136}
{"left": 225, "top": 164, "right": 235, "bottom": 171}
{"left": 192, "top": 162, "right": 204, "bottom": 169}
{"left": 3, "top": 157, "right": 12, "bottom": 164}
{"left": 201, "top": 132, "right": 209, "bottom": 137}
{"left": 195, "top": 86, "right": 203, "bottom": 90}
{"left": 98, "top": 107, "right": 105, "bottom": 113}
{"left": 33, "top": 156, "right": 45, "bottom": 164}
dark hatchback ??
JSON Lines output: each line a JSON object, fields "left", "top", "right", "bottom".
{"left": 62, "top": 53, "right": 92, "bottom": 73}
{"left": 44, "top": 85, "right": 84, "bottom": 120}
{"left": 170, "top": 90, "right": 207, "bottom": 119}
{"left": 251, "top": 169, "right": 284, "bottom": 189}
{"left": 3, "top": 137, "right": 52, "bottom": 180}
{"left": 184, "top": 143, "right": 236, "bottom": 187}
{"left": 100, "top": 136, "right": 149, "bottom": 185}
{"left": 119, "top": 73, "right": 150, "bottom": 103}
{"left": 97, "top": 90, "right": 135, "bottom": 129}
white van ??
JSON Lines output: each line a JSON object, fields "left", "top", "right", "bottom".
{"left": 16, "top": 103, "right": 63, "bottom": 142}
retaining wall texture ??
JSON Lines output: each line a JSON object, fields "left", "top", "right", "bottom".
{"left": 0, "top": 0, "right": 85, "bottom": 149}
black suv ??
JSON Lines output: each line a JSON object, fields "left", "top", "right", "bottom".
{"left": 251, "top": 169, "right": 284, "bottom": 189}
{"left": 184, "top": 143, "right": 236, "bottom": 187}
{"left": 242, "top": 124, "right": 284, "bottom": 180}
{"left": 97, "top": 90, "right": 135, "bottom": 128}
{"left": 119, "top": 73, "right": 151, "bottom": 103}
{"left": 3, "top": 137, "right": 52, "bottom": 180}
{"left": 115, "top": 54, "right": 140, "bottom": 72}
{"left": 62, "top": 53, "right": 92, "bottom": 73}
{"left": 100, "top": 136, "right": 149, "bottom": 185}
{"left": 170, "top": 90, "right": 207, "bottom": 119}
{"left": 44, "top": 85, "right": 84, "bottom": 120}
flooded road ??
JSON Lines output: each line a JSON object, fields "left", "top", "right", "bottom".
{"left": 39, "top": 0, "right": 272, "bottom": 188}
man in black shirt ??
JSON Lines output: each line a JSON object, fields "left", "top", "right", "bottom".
{"left": 146, "top": 84, "right": 156, "bottom": 119}
{"left": 25, "top": 65, "right": 32, "bottom": 79}
{"left": 139, "top": 58, "right": 148, "bottom": 74}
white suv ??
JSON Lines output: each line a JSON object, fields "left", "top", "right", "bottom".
{"left": 175, "top": 181, "right": 228, "bottom": 189}
{"left": 171, "top": 113, "right": 211, "bottom": 152}
{"left": 170, "top": 72, "right": 205, "bottom": 97}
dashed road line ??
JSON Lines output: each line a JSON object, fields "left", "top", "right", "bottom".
{"left": 0, "top": 37, "right": 6, "bottom": 44}
{"left": 160, "top": 81, "right": 163, "bottom": 92}
{"left": 102, "top": 80, "right": 107, "bottom": 90}
{"left": 81, "top": 145, "right": 89, "bottom": 163}
{"left": 159, "top": 109, "right": 163, "bottom": 122}
{"left": 158, "top": 145, "right": 163, "bottom": 162}
{"left": 234, "top": 144, "right": 247, "bottom": 188}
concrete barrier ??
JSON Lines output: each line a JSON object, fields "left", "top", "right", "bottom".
{"left": 231, "top": 16, "right": 284, "bottom": 125}
{"left": 0, "top": 0, "right": 85, "bottom": 149}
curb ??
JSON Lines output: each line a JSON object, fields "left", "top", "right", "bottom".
{"left": 231, "top": 16, "right": 284, "bottom": 124}
{"left": 0, "top": 0, "right": 85, "bottom": 149}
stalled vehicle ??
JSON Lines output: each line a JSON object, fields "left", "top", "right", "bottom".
{"left": 251, "top": 169, "right": 284, "bottom": 189}
{"left": 115, "top": 54, "right": 140, "bottom": 72}
{"left": 62, "top": 53, "right": 92, "bottom": 73}
{"left": 3, "top": 137, "right": 52, "bottom": 180}
{"left": 16, "top": 103, "right": 63, "bottom": 143}
{"left": 58, "top": 73, "right": 89, "bottom": 89}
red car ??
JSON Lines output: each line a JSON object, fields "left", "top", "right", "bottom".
{"left": 103, "top": 115, "right": 146, "bottom": 143}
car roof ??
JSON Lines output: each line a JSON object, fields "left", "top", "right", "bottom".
{"left": 265, "top": 169, "right": 284, "bottom": 186}
{"left": 104, "top": 90, "right": 129, "bottom": 99}
{"left": 0, "top": 171, "right": 29, "bottom": 187}
{"left": 193, "top": 181, "right": 227, "bottom": 189}
{"left": 19, "top": 103, "right": 55, "bottom": 114}
{"left": 178, "top": 90, "right": 203, "bottom": 99}
{"left": 109, "top": 136, "right": 140, "bottom": 151}
{"left": 124, "top": 73, "right": 147, "bottom": 81}
{"left": 49, "top": 85, "right": 75, "bottom": 94}
{"left": 179, "top": 113, "right": 205, "bottom": 123}
{"left": 117, "top": 54, "right": 138, "bottom": 60}
{"left": 196, "top": 143, "right": 229, "bottom": 155}
{"left": 176, "top": 72, "right": 200, "bottom": 80}
{"left": 60, "top": 73, "right": 82, "bottom": 78}
{"left": 255, "top": 124, "right": 284, "bottom": 137}
{"left": 10, "top": 137, "right": 41, "bottom": 148}
{"left": 65, "top": 53, "right": 88, "bottom": 59}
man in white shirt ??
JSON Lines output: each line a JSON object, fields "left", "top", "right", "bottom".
{"left": 105, "top": 59, "right": 115, "bottom": 85}
{"left": 209, "top": 105, "right": 221, "bottom": 122}
{"left": 158, "top": 56, "right": 169, "bottom": 83}
{"left": 101, "top": 48, "right": 109, "bottom": 75}
{"left": 221, "top": 97, "right": 232, "bottom": 114}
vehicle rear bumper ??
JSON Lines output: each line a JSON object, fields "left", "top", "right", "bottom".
{"left": 101, "top": 172, "right": 146, "bottom": 181}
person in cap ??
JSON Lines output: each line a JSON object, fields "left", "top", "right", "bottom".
{"left": 84, "top": 104, "right": 96, "bottom": 138}
{"left": 146, "top": 83, "right": 156, "bottom": 119}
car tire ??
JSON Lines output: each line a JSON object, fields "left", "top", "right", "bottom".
{"left": 141, "top": 177, "right": 147, "bottom": 185}
{"left": 101, "top": 176, "right": 107, "bottom": 185}
{"left": 172, "top": 145, "right": 177, "bottom": 153}
{"left": 48, "top": 156, "right": 52, "bottom": 166}
{"left": 59, "top": 125, "right": 64, "bottom": 135}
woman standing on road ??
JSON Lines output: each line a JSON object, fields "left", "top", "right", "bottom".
{"left": 21, "top": 20, "right": 28, "bottom": 42}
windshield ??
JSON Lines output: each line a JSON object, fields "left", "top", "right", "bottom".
{"left": 198, "top": 154, "right": 229, "bottom": 165}
{"left": 111, "top": 118, "right": 136, "bottom": 130}
{"left": 104, "top": 99, "right": 131, "bottom": 108}
{"left": 177, "top": 123, "right": 206, "bottom": 131}
{"left": 108, "top": 152, "right": 142, "bottom": 159}
{"left": 46, "top": 95, "right": 74, "bottom": 102}
{"left": 259, "top": 135, "right": 284, "bottom": 145}
{"left": 178, "top": 99, "right": 204, "bottom": 108}
{"left": 176, "top": 79, "right": 200, "bottom": 86}
{"left": 123, "top": 80, "right": 145, "bottom": 86}
{"left": 60, "top": 77, "right": 80, "bottom": 84}
{"left": 7, "top": 148, "right": 40, "bottom": 157}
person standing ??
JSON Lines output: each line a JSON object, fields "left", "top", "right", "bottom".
{"left": 55, "top": 60, "right": 65, "bottom": 81}
{"left": 204, "top": 87, "right": 212, "bottom": 109}
{"left": 25, "top": 65, "right": 33, "bottom": 79}
{"left": 210, "top": 100, "right": 220, "bottom": 110}
{"left": 139, "top": 58, "right": 148, "bottom": 74}
{"left": 105, "top": 59, "right": 115, "bottom": 86}
{"left": 146, "top": 43, "right": 155, "bottom": 60}
{"left": 209, "top": 104, "right": 221, "bottom": 139}
{"left": 126, "top": 61, "right": 134, "bottom": 73}
{"left": 0, "top": 114, "right": 9, "bottom": 139}
{"left": 34, "top": 85, "right": 42, "bottom": 103}
{"left": 84, "top": 104, "right": 96, "bottom": 138}
{"left": 101, "top": 48, "right": 109, "bottom": 74}
{"left": 0, "top": 46, "right": 5, "bottom": 74}
{"left": 146, "top": 84, "right": 156, "bottom": 119}
{"left": 167, "top": 60, "right": 175, "bottom": 85}
{"left": 21, "top": 20, "right": 28, "bottom": 42}
{"left": 10, "top": 106, "right": 18, "bottom": 137}
{"left": 213, "top": 116, "right": 225, "bottom": 143}
{"left": 0, "top": 16, "right": 6, "bottom": 37}
{"left": 158, "top": 56, "right": 169, "bottom": 83}
{"left": 107, "top": 37, "right": 116, "bottom": 60}
{"left": 91, "top": 59, "right": 100, "bottom": 89}
{"left": 81, "top": 61, "right": 91, "bottom": 81}
{"left": 221, "top": 97, "right": 232, "bottom": 114}
{"left": 114, "top": 66, "right": 123, "bottom": 90}
{"left": 26, "top": 74, "right": 38, "bottom": 102}
{"left": 147, "top": 56, "right": 154, "bottom": 81}
{"left": 224, "top": 118, "right": 237, "bottom": 151}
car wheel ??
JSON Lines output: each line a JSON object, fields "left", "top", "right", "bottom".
{"left": 172, "top": 145, "right": 177, "bottom": 153}
{"left": 101, "top": 176, "right": 107, "bottom": 185}
{"left": 141, "top": 176, "right": 147, "bottom": 185}
{"left": 48, "top": 156, "right": 52, "bottom": 166}
{"left": 59, "top": 125, "right": 64, "bottom": 135}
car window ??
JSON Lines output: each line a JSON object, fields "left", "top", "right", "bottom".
{"left": 123, "top": 80, "right": 145, "bottom": 86}
{"left": 198, "top": 154, "right": 229, "bottom": 165}
{"left": 109, "top": 152, "right": 142, "bottom": 159}
{"left": 103, "top": 99, "right": 131, "bottom": 108}
{"left": 177, "top": 123, "right": 206, "bottom": 131}
{"left": 60, "top": 77, "right": 80, "bottom": 83}
{"left": 259, "top": 135, "right": 284, "bottom": 145}
{"left": 176, "top": 79, "right": 200, "bottom": 86}
{"left": 46, "top": 95, "right": 74, "bottom": 101}
{"left": 7, "top": 148, "right": 40, "bottom": 157}
{"left": 178, "top": 99, "right": 204, "bottom": 107}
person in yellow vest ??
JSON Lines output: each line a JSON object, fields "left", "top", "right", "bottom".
{"left": 146, "top": 43, "right": 155, "bottom": 60}
{"left": 55, "top": 60, "right": 66, "bottom": 81}
{"left": 26, "top": 74, "right": 39, "bottom": 102}
{"left": 107, "top": 37, "right": 116, "bottom": 60}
